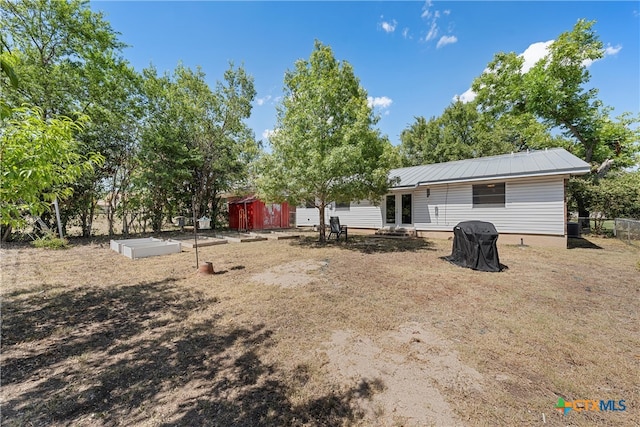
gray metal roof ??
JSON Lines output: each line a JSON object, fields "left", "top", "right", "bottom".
{"left": 390, "top": 148, "right": 591, "bottom": 188}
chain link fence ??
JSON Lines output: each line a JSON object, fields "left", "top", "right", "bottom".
{"left": 614, "top": 218, "right": 640, "bottom": 243}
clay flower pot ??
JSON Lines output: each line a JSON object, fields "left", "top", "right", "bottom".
{"left": 198, "top": 262, "right": 214, "bottom": 275}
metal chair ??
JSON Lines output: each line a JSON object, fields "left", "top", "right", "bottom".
{"left": 328, "top": 216, "right": 348, "bottom": 241}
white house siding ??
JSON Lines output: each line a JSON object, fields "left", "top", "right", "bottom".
{"left": 296, "top": 207, "right": 322, "bottom": 227}
{"left": 412, "top": 176, "right": 566, "bottom": 235}
{"left": 295, "top": 176, "right": 566, "bottom": 236}
{"left": 296, "top": 199, "right": 383, "bottom": 228}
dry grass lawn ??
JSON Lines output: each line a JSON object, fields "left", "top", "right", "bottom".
{"left": 1, "top": 231, "right": 638, "bottom": 426}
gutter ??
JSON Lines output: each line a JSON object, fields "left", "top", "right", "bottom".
{"left": 389, "top": 168, "right": 591, "bottom": 190}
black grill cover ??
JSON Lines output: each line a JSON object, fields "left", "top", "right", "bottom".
{"left": 445, "top": 221, "right": 503, "bottom": 272}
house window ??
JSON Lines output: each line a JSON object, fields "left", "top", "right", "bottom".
{"left": 386, "top": 195, "right": 395, "bottom": 223}
{"left": 401, "top": 194, "right": 412, "bottom": 224}
{"left": 335, "top": 201, "right": 350, "bottom": 209}
{"left": 473, "top": 183, "right": 505, "bottom": 207}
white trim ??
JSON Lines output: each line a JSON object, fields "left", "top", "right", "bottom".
{"left": 390, "top": 171, "right": 577, "bottom": 190}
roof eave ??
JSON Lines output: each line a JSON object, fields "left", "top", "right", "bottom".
{"left": 389, "top": 168, "right": 591, "bottom": 189}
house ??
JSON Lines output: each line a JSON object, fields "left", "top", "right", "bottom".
{"left": 295, "top": 148, "right": 591, "bottom": 247}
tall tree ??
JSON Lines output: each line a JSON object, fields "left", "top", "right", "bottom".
{"left": 473, "top": 19, "right": 638, "bottom": 167}
{"left": 257, "top": 41, "right": 398, "bottom": 242}
{"left": 471, "top": 19, "right": 639, "bottom": 224}
{"left": 63, "top": 56, "right": 143, "bottom": 236}
{"left": 173, "top": 63, "right": 257, "bottom": 227}
{"left": 133, "top": 67, "right": 195, "bottom": 233}
{"left": 2, "top": 0, "right": 138, "bottom": 236}
{"left": 133, "top": 63, "right": 257, "bottom": 233}
{"left": 398, "top": 100, "right": 551, "bottom": 167}
{"left": 1, "top": 0, "right": 125, "bottom": 119}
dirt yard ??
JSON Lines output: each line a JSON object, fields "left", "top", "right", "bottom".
{"left": 1, "top": 231, "right": 638, "bottom": 426}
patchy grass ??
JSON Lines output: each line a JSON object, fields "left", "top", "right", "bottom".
{"left": 1, "top": 232, "right": 638, "bottom": 426}
{"left": 31, "top": 234, "right": 70, "bottom": 250}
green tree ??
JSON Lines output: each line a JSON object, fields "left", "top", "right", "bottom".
{"left": 173, "top": 63, "right": 257, "bottom": 228}
{"left": 398, "top": 116, "right": 438, "bottom": 167}
{"left": 471, "top": 19, "right": 639, "bottom": 224}
{"left": 133, "top": 67, "right": 195, "bottom": 233}
{"left": 1, "top": 0, "right": 124, "bottom": 119}
{"left": 473, "top": 19, "right": 638, "bottom": 168}
{"left": 0, "top": 107, "right": 102, "bottom": 240}
{"left": 132, "top": 63, "right": 257, "bottom": 233}
{"left": 570, "top": 171, "right": 640, "bottom": 233}
{"left": 398, "top": 101, "right": 551, "bottom": 167}
{"left": 257, "top": 41, "right": 397, "bottom": 242}
{"left": 60, "top": 56, "right": 144, "bottom": 236}
{"left": 2, "top": 0, "right": 140, "bottom": 237}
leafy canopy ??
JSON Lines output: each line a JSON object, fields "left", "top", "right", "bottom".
{"left": 257, "top": 42, "right": 396, "bottom": 204}
{"left": 0, "top": 107, "right": 103, "bottom": 229}
{"left": 472, "top": 19, "right": 639, "bottom": 168}
{"left": 398, "top": 101, "right": 555, "bottom": 167}
{"left": 257, "top": 41, "right": 397, "bottom": 240}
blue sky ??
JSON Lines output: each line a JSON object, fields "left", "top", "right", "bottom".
{"left": 92, "top": 1, "right": 640, "bottom": 147}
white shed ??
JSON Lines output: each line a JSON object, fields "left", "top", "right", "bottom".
{"left": 295, "top": 148, "right": 591, "bottom": 247}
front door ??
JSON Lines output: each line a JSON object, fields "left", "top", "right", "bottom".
{"left": 401, "top": 194, "right": 412, "bottom": 225}
{"left": 385, "top": 195, "right": 396, "bottom": 224}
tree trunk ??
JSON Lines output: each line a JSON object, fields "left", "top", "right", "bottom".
{"left": 83, "top": 201, "right": 95, "bottom": 238}
{"left": 576, "top": 195, "right": 591, "bottom": 231}
{"left": 318, "top": 203, "right": 326, "bottom": 242}
{"left": 122, "top": 198, "right": 129, "bottom": 237}
{"left": 107, "top": 174, "right": 118, "bottom": 237}
{"left": 2, "top": 225, "right": 12, "bottom": 242}
{"left": 211, "top": 193, "right": 221, "bottom": 230}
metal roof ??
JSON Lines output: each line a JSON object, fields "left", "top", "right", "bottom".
{"left": 390, "top": 148, "right": 591, "bottom": 188}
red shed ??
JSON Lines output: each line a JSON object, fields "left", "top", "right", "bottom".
{"left": 228, "top": 195, "right": 293, "bottom": 231}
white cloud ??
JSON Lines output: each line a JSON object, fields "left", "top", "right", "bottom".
{"left": 519, "top": 40, "right": 622, "bottom": 70}
{"left": 402, "top": 28, "right": 411, "bottom": 39}
{"left": 583, "top": 43, "right": 622, "bottom": 67}
{"left": 381, "top": 19, "right": 397, "bottom": 33}
{"left": 421, "top": 0, "right": 433, "bottom": 18}
{"left": 420, "top": 2, "right": 456, "bottom": 47}
{"left": 425, "top": 22, "right": 438, "bottom": 41}
{"left": 436, "top": 35, "right": 457, "bottom": 49}
{"left": 520, "top": 40, "right": 553, "bottom": 72}
{"left": 453, "top": 88, "right": 477, "bottom": 104}
{"left": 604, "top": 44, "right": 622, "bottom": 56}
{"left": 367, "top": 96, "right": 393, "bottom": 109}
{"left": 262, "top": 129, "right": 276, "bottom": 140}
{"left": 455, "top": 38, "right": 622, "bottom": 104}
{"left": 256, "top": 95, "right": 272, "bottom": 106}
{"left": 454, "top": 40, "right": 548, "bottom": 102}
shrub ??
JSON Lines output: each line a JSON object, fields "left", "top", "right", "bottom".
{"left": 32, "top": 234, "right": 70, "bottom": 249}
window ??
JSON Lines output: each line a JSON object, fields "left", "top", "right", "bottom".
{"left": 386, "top": 195, "right": 395, "bottom": 223}
{"left": 335, "top": 201, "right": 350, "bottom": 209}
{"left": 473, "top": 183, "right": 505, "bottom": 207}
{"left": 305, "top": 199, "right": 315, "bottom": 209}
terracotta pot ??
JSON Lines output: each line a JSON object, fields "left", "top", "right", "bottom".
{"left": 198, "top": 262, "right": 214, "bottom": 275}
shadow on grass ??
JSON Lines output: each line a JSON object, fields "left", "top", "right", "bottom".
{"left": 290, "top": 235, "right": 436, "bottom": 254}
{"left": 1, "top": 280, "right": 378, "bottom": 426}
{"left": 567, "top": 237, "right": 604, "bottom": 250}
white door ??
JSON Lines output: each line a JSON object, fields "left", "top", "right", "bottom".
{"left": 385, "top": 193, "right": 413, "bottom": 227}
